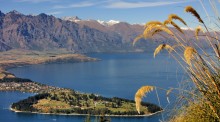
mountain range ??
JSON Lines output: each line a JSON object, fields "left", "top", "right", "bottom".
{"left": 0, "top": 10, "right": 202, "bottom": 53}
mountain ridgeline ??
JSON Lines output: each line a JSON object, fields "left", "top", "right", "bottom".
{"left": 0, "top": 10, "right": 168, "bottom": 53}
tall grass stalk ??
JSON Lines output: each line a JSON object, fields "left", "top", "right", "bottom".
{"left": 134, "top": 4, "right": 220, "bottom": 121}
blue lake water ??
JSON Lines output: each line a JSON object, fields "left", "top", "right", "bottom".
{"left": 1, "top": 53, "right": 187, "bottom": 122}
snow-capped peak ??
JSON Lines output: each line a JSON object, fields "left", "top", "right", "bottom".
{"left": 108, "top": 20, "right": 120, "bottom": 25}
{"left": 97, "top": 20, "right": 106, "bottom": 25}
{"left": 180, "top": 27, "right": 194, "bottom": 30}
{"left": 62, "top": 16, "right": 120, "bottom": 26}
{"left": 97, "top": 20, "right": 120, "bottom": 26}
{"left": 62, "top": 16, "right": 81, "bottom": 22}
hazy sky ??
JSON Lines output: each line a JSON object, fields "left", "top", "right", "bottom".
{"left": 0, "top": 0, "right": 219, "bottom": 27}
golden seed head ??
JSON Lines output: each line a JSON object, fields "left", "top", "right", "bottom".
{"left": 184, "top": 46, "right": 197, "bottom": 65}
{"left": 163, "top": 19, "right": 171, "bottom": 25}
{"left": 133, "top": 34, "right": 144, "bottom": 46}
{"left": 154, "top": 44, "right": 174, "bottom": 58}
{"left": 185, "top": 6, "right": 204, "bottom": 23}
{"left": 168, "top": 14, "right": 187, "bottom": 26}
{"left": 148, "top": 25, "right": 174, "bottom": 37}
{"left": 135, "top": 86, "right": 154, "bottom": 114}
{"left": 195, "top": 26, "right": 203, "bottom": 40}
{"left": 151, "top": 29, "right": 162, "bottom": 36}
{"left": 145, "top": 21, "right": 163, "bottom": 28}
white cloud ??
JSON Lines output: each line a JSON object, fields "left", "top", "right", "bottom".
{"left": 105, "top": 1, "right": 191, "bottom": 9}
{"left": 52, "top": 0, "right": 194, "bottom": 9}
{"left": 53, "top": 1, "right": 96, "bottom": 9}
{"left": 16, "top": 0, "right": 59, "bottom": 3}
{"left": 180, "top": 27, "right": 194, "bottom": 30}
{"left": 46, "top": 11, "right": 62, "bottom": 15}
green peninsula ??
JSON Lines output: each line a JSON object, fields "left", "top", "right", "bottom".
{"left": 11, "top": 89, "right": 162, "bottom": 116}
{"left": 0, "top": 77, "right": 162, "bottom": 116}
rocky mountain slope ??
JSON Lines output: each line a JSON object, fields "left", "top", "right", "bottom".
{"left": 0, "top": 10, "right": 205, "bottom": 53}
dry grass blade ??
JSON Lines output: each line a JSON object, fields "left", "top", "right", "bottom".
{"left": 184, "top": 46, "right": 197, "bottom": 65}
{"left": 151, "top": 29, "right": 162, "bottom": 36}
{"left": 154, "top": 44, "right": 174, "bottom": 58}
{"left": 195, "top": 26, "right": 203, "bottom": 40}
{"left": 168, "top": 14, "right": 187, "bottom": 26}
{"left": 143, "top": 24, "right": 174, "bottom": 39}
{"left": 166, "top": 88, "right": 174, "bottom": 96}
{"left": 163, "top": 19, "right": 184, "bottom": 34}
{"left": 133, "top": 34, "right": 144, "bottom": 46}
{"left": 166, "top": 88, "right": 174, "bottom": 104}
{"left": 170, "top": 21, "right": 184, "bottom": 34}
{"left": 143, "top": 24, "right": 158, "bottom": 38}
{"left": 135, "top": 86, "right": 154, "bottom": 114}
{"left": 143, "top": 21, "right": 166, "bottom": 38}
{"left": 151, "top": 26, "right": 174, "bottom": 36}
{"left": 185, "top": 6, "right": 204, "bottom": 23}
{"left": 172, "top": 44, "right": 181, "bottom": 49}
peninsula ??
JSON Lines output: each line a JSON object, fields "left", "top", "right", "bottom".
{"left": 0, "top": 76, "right": 162, "bottom": 116}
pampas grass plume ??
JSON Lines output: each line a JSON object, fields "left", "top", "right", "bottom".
{"left": 168, "top": 14, "right": 187, "bottom": 26}
{"left": 184, "top": 46, "right": 197, "bottom": 65}
{"left": 135, "top": 86, "right": 154, "bottom": 114}
{"left": 133, "top": 34, "right": 144, "bottom": 46}
{"left": 154, "top": 44, "right": 174, "bottom": 58}
{"left": 195, "top": 26, "right": 203, "bottom": 40}
{"left": 185, "top": 6, "right": 204, "bottom": 23}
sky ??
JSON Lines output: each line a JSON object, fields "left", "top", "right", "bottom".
{"left": 0, "top": 0, "right": 220, "bottom": 27}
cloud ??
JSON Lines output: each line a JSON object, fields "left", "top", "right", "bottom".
{"left": 52, "top": 0, "right": 194, "bottom": 9}
{"left": 16, "top": 0, "right": 58, "bottom": 3}
{"left": 46, "top": 11, "right": 62, "bottom": 15}
{"left": 105, "top": 1, "right": 191, "bottom": 9}
{"left": 53, "top": 1, "right": 96, "bottom": 9}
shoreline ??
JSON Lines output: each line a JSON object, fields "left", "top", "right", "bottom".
{"left": 10, "top": 107, "right": 163, "bottom": 117}
{"left": 3, "top": 57, "right": 100, "bottom": 71}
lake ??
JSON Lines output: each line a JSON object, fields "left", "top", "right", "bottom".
{"left": 1, "top": 53, "right": 187, "bottom": 122}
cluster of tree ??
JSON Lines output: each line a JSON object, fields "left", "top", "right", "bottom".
{"left": 141, "top": 102, "right": 162, "bottom": 113}
{"left": 49, "top": 91, "right": 82, "bottom": 106}
{"left": 31, "top": 107, "right": 109, "bottom": 115}
{"left": 47, "top": 108, "right": 142, "bottom": 115}
{"left": 11, "top": 93, "right": 50, "bottom": 112}
{"left": 0, "top": 78, "right": 32, "bottom": 83}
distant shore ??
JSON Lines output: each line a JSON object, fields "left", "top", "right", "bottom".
{"left": 0, "top": 49, "right": 98, "bottom": 71}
